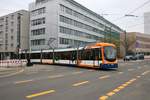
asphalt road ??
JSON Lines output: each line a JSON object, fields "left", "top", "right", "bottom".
{"left": 0, "top": 60, "right": 149, "bottom": 100}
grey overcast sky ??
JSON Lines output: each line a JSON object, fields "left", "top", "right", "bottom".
{"left": 0, "top": 0, "right": 150, "bottom": 33}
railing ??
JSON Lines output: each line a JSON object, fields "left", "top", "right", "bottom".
{"left": 0, "top": 59, "right": 27, "bottom": 68}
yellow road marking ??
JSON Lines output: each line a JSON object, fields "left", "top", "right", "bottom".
{"left": 99, "top": 77, "right": 138, "bottom": 100}
{"left": 99, "top": 96, "right": 108, "bottom": 100}
{"left": 118, "top": 86, "right": 125, "bottom": 89}
{"left": 113, "top": 89, "right": 120, "bottom": 92}
{"left": 99, "top": 75, "right": 110, "bottom": 79}
{"left": 107, "top": 92, "right": 115, "bottom": 96}
{"left": 122, "top": 83, "right": 128, "bottom": 87}
{"left": 73, "top": 81, "right": 89, "bottom": 87}
{"left": 15, "top": 80, "right": 33, "bottom": 84}
{"left": 26, "top": 90, "right": 55, "bottom": 99}
{"left": 125, "top": 81, "right": 132, "bottom": 85}
{"left": 48, "top": 75, "right": 64, "bottom": 79}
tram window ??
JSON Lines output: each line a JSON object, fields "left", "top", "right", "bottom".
{"left": 94, "top": 48, "right": 102, "bottom": 60}
{"left": 80, "top": 48, "right": 101, "bottom": 60}
{"left": 81, "top": 49, "right": 93, "bottom": 60}
{"left": 71, "top": 51, "right": 77, "bottom": 61}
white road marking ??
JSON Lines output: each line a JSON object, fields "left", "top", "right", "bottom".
{"left": 128, "top": 69, "right": 134, "bottom": 71}
{"left": 118, "top": 72, "right": 124, "bottom": 74}
{"left": 72, "top": 71, "right": 83, "bottom": 75}
{"left": 48, "top": 74, "right": 64, "bottom": 79}
{"left": 0, "top": 69, "right": 24, "bottom": 78}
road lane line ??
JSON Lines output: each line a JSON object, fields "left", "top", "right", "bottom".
{"left": 129, "top": 78, "right": 136, "bottom": 82}
{"left": 99, "top": 75, "right": 110, "bottom": 79}
{"left": 0, "top": 71, "right": 16, "bottom": 75}
{"left": 99, "top": 96, "right": 108, "bottom": 100}
{"left": 137, "top": 76, "right": 141, "bottom": 78}
{"left": 141, "top": 71, "right": 150, "bottom": 76}
{"left": 118, "top": 86, "right": 125, "bottom": 89}
{"left": 26, "top": 72, "right": 38, "bottom": 75}
{"left": 26, "top": 90, "right": 55, "bottom": 99}
{"left": 0, "top": 69, "right": 24, "bottom": 78}
{"left": 113, "top": 89, "right": 120, "bottom": 92}
{"left": 48, "top": 74, "right": 64, "bottom": 79}
{"left": 122, "top": 83, "right": 128, "bottom": 87}
{"left": 118, "top": 72, "right": 124, "bottom": 74}
{"left": 107, "top": 92, "right": 115, "bottom": 96}
{"left": 88, "top": 70, "right": 95, "bottom": 72}
{"left": 15, "top": 80, "right": 33, "bottom": 84}
{"left": 125, "top": 81, "right": 132, "bottom": 85}
{"left": 99, "top": 77, "right": 138, "bottom": 100}
{"left": 73, "top": 81, "right": 89, "bottom": 87}
{"left": 128, "top": 69, "right": 134, "bottom": 71}
{"left": 72, "top": 71, "right": 83, "bottom": 75}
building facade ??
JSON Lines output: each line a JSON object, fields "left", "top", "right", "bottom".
{"left": 120, "top": 32, "right": 150, "bottom": 57}
{"left": 29, "top": 0, "right": 123, "bottom": 51}
{"left": 144, "top": 12, "right": 150, "bottom": 34}
{"left": 0, "top": 10, "right": 29, "bottom": 59}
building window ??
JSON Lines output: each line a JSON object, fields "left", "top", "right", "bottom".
{"left": 59, "top": 38, "right": 69, "bottom": 45}
{"left": 60, "top": 5, "right": 104, "bottom": 29}
{"left": 11, "top": 43, "right": 14, "bottom": 47}
{"left": 59, "top": 26, "right": 100, "bottom": 40}
{"left": 60, "top": 5, "right": 65, "bottom": 12}
{"left": 5, "top": 46, "right": 8, "bottom": 50}
{"left": 5, "top": 34, "right": 8, "bottom": 39}
{"left": 59, "top": 15, "right": 103, "bottom": 35}
{"left": 11, "top": 36, "right": 14, "bottom": 40}
{"left": 0, "top": 18, "right": 4, "bottom": 23}
{"left": 0, "top": 25, "right": 3, "bottom": 30}
{"left": 11, "top": 29, "right": 14, "bottom": 33}
{"left": 11, "top": 22, "right": 14, "bottom": 27}
{"left": 31, "top": 17, "right": 45, "bottom": 26}
{"left": 36, "top": 0, "right": 48, "bottom": 4}
{"left": 31, "top": 39, "right": 45, "bottom": 46}
{"left": 31, "top": 28, "right": 45, "bottom": 35}
{"left": 31, "top": 7, "right": 46, "bottom": 16}
{"left": 11, "top": 15, "right": 14, "bottom": 20}
{"left": 0, "top": 31, "right": 3, "bottom": 35}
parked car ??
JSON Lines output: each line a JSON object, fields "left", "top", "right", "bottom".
{"left": 124, "top": 55, "right": 133, "bottom": 61}
{"left": 124, "top": 54, "right": 144, "bottom": 61}
{"left": 130, "top": 55, "right": 137, "bottom": 60}
{"left": 136, "top": 54, "right": 144, "bottom": 60}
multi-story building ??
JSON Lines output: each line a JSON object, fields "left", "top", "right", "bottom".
{"left": 144, "top": 12, "right": 150, "bottom": 34}
{"left": 0, "top": 10, "right": 29, "bottom": 59}
{"left": 29, "top": 0, "right": 123, "bottom": 51}
{"left": 120, "top": 32, "right": 150, "bottom": 57}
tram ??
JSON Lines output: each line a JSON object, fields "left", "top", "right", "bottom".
{"left": 27, "top": 42, "right": 118, "bottom": 69}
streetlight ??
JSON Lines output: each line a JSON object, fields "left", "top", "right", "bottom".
{"left": 123, "top": 14, "right": 138, "bottom": 57}
{"left": 124, "top": 30, "right": 127, "bottom": 57}
{"left": 124, "top": 14, "right": 138, "bottom": 17}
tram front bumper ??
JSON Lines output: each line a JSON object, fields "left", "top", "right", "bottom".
{"left": 100, "top": 64, "right": 118, "bottom": 69}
